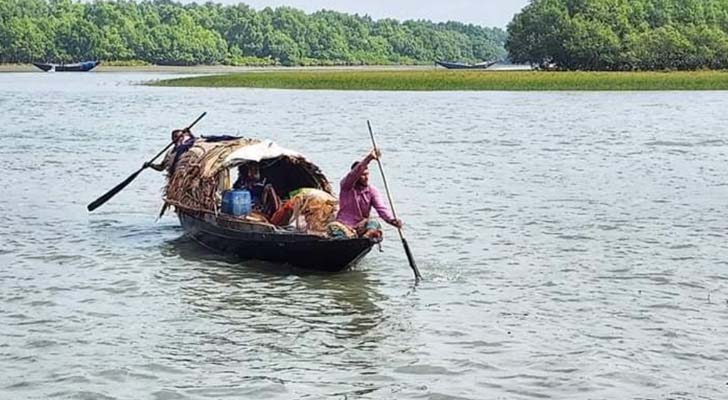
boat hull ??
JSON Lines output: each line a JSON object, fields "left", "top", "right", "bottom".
{"left": 177, "top": 210, "right": 377, "bottom": 272}
{"left": 33, "top": 61, "right": 100, "bottom": 72}
{"left": 435, "top": 60, "right": 496, "bottom": 69}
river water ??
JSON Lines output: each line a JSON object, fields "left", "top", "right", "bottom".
{"left": 1, "top": 72, "right": 727, "bottom": 399}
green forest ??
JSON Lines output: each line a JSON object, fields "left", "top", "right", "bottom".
{"left": 0, "top": 0, "right": 507, "bottom": 66}
{"left": 507, "top": 0, "right": 728, "bottom": 70}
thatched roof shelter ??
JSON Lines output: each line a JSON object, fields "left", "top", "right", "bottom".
{"left": 164, "top": 138, "right": 332, "bottom": 215}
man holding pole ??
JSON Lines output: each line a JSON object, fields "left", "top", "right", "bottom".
{"left": 333, "top": 148, "right": 402, "bottom": 239}
{"left": 86, "top": 112, "right": 206, "bottom": 213}
{"left": 145, "top": 128, "right": 195, "bottom": 174}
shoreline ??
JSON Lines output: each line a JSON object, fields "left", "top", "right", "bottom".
{"left": 0, "top": 63, "right": 443, "bottom": 74}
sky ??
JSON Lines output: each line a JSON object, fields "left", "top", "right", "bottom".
{"left": 183, "top": 0, "right": 530, "bottom": 28}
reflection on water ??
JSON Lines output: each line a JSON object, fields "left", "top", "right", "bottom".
{"left": 165, "top": 236, "right": 388, "bottom": 340}
{"left": 0, "top": 72, "right": 727, "bottom": 399}
{"left": 158, "top": 236, "right": 397, "bottom": 392}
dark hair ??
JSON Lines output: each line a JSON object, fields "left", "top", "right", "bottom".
{"left": 237, "top": 162, "right": 259, "bottom": 176}
{"left": 350, "top": 161, "right": 360, "bottom": 170}
{"left": 171, "top": 128, "right": 192, "bottom": 142}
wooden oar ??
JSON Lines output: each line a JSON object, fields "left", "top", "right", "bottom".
{"left": 367, "top": 120, "right": 422, "bottom": 281}
{"left": 87, "top": 112, "right": 206, "bottom": 212}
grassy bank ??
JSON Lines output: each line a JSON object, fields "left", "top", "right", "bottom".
{"left": 151, "top": 70, "right": 728, "bottom": 90}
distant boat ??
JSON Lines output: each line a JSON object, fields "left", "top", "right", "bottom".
{"left": 435, "top": 60, "right": 497, "bottom": 70}
{"left": 33, "top": 60, "right": 100, "bottom": 72}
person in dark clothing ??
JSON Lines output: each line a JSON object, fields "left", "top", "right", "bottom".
{"left": 233, "top": 162, "right": 281, "bottom": 217}
{"left": 146, "top": 128, "right": 195, "bottom": 173}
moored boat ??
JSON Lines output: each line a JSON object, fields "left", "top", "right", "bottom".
{"left": 435, "top": 60, "right": 497, "bottom": 69}
{"left": 33, "top": 60, "right": 100, "bottom": 72}
{"left": 163, "top": 136, "right": 379, "bottom": 272}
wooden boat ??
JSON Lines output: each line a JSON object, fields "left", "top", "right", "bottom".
{"left": 435, "top": 60, "right": 497, "bottom": 70}
{"left": 177, "top": 210, "right": 377, "bottom": 271}
{"left": 163, "top": 137, "right": 379, "bottom": 272}
{"left": 33, "top": 60, "right": 100, "bottom": 72}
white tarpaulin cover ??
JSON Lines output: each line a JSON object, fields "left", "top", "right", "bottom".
{"left": 223, "top": 140, "right": 302, "bottom": 166}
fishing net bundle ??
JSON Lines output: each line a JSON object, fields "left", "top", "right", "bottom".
{"left": 288, "top": 189, "right": 338, "bottom": 233}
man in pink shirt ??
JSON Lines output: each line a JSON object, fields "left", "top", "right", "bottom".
{"left": 334, "top": 149, "right": 402, "bottom": 238}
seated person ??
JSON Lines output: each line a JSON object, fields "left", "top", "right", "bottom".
{"left": 233, "top": 162, "right": 281, "bottom": 217}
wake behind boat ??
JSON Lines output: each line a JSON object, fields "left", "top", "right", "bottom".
{"left": 162, "top": 136, "right": 379, "bottom": 272}
{"left": 435, "top": 60, "right": 497, "bottom": 70}
{"left": 33, "top": 60, "right": 100, "bottom": 72}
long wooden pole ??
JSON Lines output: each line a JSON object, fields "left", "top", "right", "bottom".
{"left": 367, "top": 120, "right": 422, "bottom": 281}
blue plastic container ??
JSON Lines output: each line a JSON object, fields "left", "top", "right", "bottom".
{"left": 221, "top": 189, "right": 252, "bottom": 216}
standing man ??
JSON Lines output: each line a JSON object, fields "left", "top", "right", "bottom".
{"left": 146, "top": 128, "right": 195, "bottom": 174}
{"left": 334, "top": 149, "right": 402, "bottom": 238}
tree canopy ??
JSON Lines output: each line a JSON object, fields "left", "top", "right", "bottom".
{"left": 506, "top": 0, "right": 728, "bottom": 70}
{"left": 0, "top": 0, "right": 507, "bottom": 66}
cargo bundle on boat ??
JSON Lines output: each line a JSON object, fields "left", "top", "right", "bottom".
{"left": 163, "top": 136, "right": 379, "bottom": 271}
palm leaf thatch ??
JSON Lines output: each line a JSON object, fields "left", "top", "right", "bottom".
{"left": 164, "top": 138, "right": 332, "bottom": 216}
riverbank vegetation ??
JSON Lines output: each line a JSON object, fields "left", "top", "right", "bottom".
{"left": 0, "top": 0, "right": 505, "bottom": 66}
{"left": 151, "top": 70, "right": 728, "bottom": 91}
{"left": 507, "top": 0, "right": 728, "bottom": 70}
